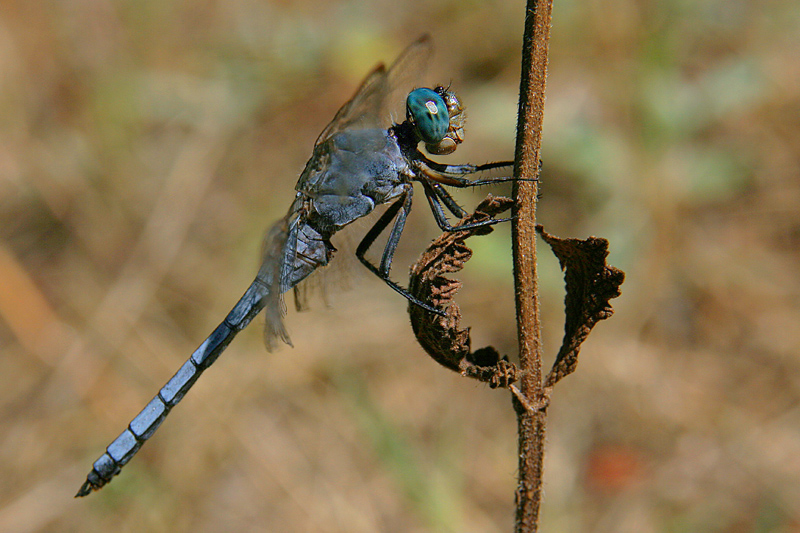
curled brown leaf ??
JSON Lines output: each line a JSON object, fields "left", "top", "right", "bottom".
{"left": 408, "top": 195, "right": 518, "bottom": 389}
{"left": 536, "top": 225, "right": 625, "bottom": 387}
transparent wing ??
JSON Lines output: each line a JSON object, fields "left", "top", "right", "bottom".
{"left": 314, "top": 34, "right": 434, "bottom": 144}
{"left": 291, "top": 222, "right": 360, "bottom": 312}
{"left": 259, "top": 207, "right": 298, "bottom": 350}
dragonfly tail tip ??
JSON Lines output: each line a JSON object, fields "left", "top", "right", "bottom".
{"left": 75, "top": 480, "right": 94, "bottom": 498}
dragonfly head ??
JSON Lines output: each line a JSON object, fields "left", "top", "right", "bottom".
{"left": 406, "top": 87, "right": 466, "bottom": 156}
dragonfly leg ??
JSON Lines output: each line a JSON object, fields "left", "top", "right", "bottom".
{"left": 427, "top": 167, "right": 524, "bottom": 187}
{"left": 413, "top": 160, "right": 518, "bottom": 188}
{"left": 418, "top": 155, "right": 543, "bottom": 176}
{"left": 420, "top": 157, "right": 514, "bottom": 176}
{"left": 355, "top": 194, "right": 405, "bottom": 271}
{"left": 422, "top": 181, "right": 512, "bottom": 232}
{"left": 429, "top": 182, "right": 468, "bottom": 218}
{"left": 356, "top": 188, "right": 446, "bottom": 316}
{"left": 414, "top": 155, "right": 539, "bottom": 188}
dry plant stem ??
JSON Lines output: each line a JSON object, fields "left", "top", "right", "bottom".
{"left": 511, "top": 0, "right": 553, "bottom": 531}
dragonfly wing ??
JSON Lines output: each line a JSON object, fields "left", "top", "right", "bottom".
{"left": 381, "top": 34, "right": 435, "bottom": 125}
{"left": 314, "top": 35, "right": 434, "bottom": 144}
{"left": 259, "top": 195, "right": 334, "bottom": 349}
{"left": 290, "top": 225, "right": 359, "bottom": 313}
{"left": 314, "top": 63, "right": 387, "bottom": 143}
{"left": 259, "top": 209, "right": 296, "bottom": 350}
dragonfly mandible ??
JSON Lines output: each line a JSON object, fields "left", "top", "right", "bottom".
{"left": 76, "top": 35, "right": 516, "bottom": 497}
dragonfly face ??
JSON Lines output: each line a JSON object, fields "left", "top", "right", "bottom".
{"left": 407, "top": 87, "right": 450, "bottom": 144}
{"left": 76, "top": 35, "right": 516, "bottom": 498}
{"left": 406, "top": 86, "right": 467, "bottom": 156}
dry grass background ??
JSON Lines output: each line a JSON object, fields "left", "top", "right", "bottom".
{"left": 1, "top": 0, "right": 799, "bottom": 531}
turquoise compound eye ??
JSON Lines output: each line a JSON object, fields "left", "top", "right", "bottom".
{"left": 406, "top": 88, "right": 449, "bottom": 144}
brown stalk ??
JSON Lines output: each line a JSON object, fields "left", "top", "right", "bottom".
{"left": 511, "top": 0, "right": 553, "bottom": 530}
{"left": 408, "top": 10, "right": 625, "bottom": 529}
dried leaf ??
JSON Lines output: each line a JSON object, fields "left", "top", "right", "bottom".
{"left": 408, "top": 195, "right": 518, "bottom": 389}
{"left": 536, "top": 225, "right": 625, "bottom": 387}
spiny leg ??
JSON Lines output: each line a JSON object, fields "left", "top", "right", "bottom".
{"left": 355, "top": 188, "right": 445, "bottom": 316}
{"left": 420, "top": 157, "right": 514, "bottom": 176}
{"left": 422, "top": 181, "right": 512, "bottom": 233}
{"left": 417, "top": 152, "right": 545, "bottom": 188}
{"left": 416, "top": 150, "right": 545, "bottom": 183}
{"left": 355, "top": 195, "right": 405, "bottom": 270}
{"left": 420, "top": 157, "right": 545, "bottom": 176}
{"left": 415, "top": 158, "right": 529, "bottom": 189}
{"left": 420, "top": 157, "right": 542, "bottom": 186}
{"left": 430, "top": 182, "right": 467, "bottom": 218}
{"left": 377, "top": 189, "right": 412, "bottom": 274}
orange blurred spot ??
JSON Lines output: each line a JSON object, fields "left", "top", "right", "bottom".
{"left": 585, "top": 445, "right": 644, "bottom": 493}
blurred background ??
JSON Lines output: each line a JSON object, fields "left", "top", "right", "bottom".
{"left": 1, "top": 0, "right": 798, "bottom": 531}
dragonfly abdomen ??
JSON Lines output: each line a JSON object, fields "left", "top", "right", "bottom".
{"left": 76, "top": 279, "right": 270, "bottom": 497}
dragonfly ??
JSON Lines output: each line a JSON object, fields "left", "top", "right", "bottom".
{"left": 76, "top": 35, "right": 516, "bottom": 497}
